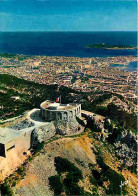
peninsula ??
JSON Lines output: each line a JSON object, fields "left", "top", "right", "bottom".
{"left": 86, "top": 43, "right": 137, "bottom": 50}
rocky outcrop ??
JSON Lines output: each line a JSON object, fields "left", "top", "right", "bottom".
{"left": 114, "top": 130, "right": 137, "bottom": 167}
{"left": 87, "top": 117, "right": 137, "bottom": 168}
{"left": 36, "top": 122, "right": 56, "bottom": 143}
{"left": 10, "top": 120, "right": 34, "bottom": 130}
{"left": 54, "top": 117, "right": 84, "bottom": 135}
{"left": 118, "top": 131, "right": 137, "bottom": 151}
{"left": 114, "top": 141, "right": 136, "bottom": 167}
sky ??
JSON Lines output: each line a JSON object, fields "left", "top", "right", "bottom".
{"left": 0, "top": 0, "right": 137, "bottom": 32}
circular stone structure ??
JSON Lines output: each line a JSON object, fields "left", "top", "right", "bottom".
{"left": 40, "top": 100, "right": 81, "bottom": 122}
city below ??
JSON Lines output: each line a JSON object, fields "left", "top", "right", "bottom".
{"left": 0, "top": 54, "right": 137, "bottom": 100}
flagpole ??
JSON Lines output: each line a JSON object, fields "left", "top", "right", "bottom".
{"left": 60, "top": 95, "right": 61, "bottom": 104}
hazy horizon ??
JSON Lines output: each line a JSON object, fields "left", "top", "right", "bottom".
{"left": 0, "top": 30, "right": 137, "bottom": 32}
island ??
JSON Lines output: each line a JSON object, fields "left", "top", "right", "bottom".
{"left": 86, "top": 43, "right": 137, "bottom": 50}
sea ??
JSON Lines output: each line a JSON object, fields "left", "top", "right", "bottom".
{"left": 0, "top": 31, "right": 137, "bottom": 71}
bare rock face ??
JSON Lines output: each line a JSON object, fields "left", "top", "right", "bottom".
{"left": 54, "top": 118, "right": 83, "bottom": 135}
{"left": 31, "top": 123, "right": 56, "bottom": 146}
{"left": 120, "top": 132, "right": 137, "bottom": 151}
{"left": 114, "top": 130, "right": 137, "bottom": 167}
{"left": 36, "top": 123, "right": 56, "bottom": 143}
{"left": 10, "top": 120, "right": 34, "bottom": 130}
{"left": 115, "top": 142, "right": 137, "bottom": 167}
{"left": 55, "top": 121, "right": 67, "bottom": 135}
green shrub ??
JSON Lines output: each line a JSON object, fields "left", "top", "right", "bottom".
{"left": 89, "top": 151, "right": 127, "bottom": 195}
{"left": 49, "top": 175, "right": 63, "bottom": 195}
{"left": 87, "top": 118, "right": 101, "bottom": 132}
{"left": 64, "top": 171, "right": 81, "bottom": 184}
{"left": 90, "top": 176, "right": 98, "bottom": 186}
{"left": 0, "top": 182, "right": 13, "bottom": 196}
{"left": 104, "top": 168, "right": 125, "bottom": 195}
{"left": 96, "top": 156, "right": 109, "bottom": 172}
{"left": 92, "top": 170, "right": 103, "bottom": 186}
{"left": 107, "top": 126, "right": 124, "bottom": 144}
{"left": 54, "top": 156, "right": 83, "bottom": 180}
{"left": 17, "top": 166, "right": 26, "bottom": 176}
{"left": 64, "top": 178, "right": 84, "bottom": 196}
{"left": 53, "top": 157, "right": 84, "bottom": 195}
{"left": 54, "top": 156, "right": 72, "bottom": 173}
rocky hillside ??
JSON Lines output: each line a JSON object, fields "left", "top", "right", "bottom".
{"left": 1, "top": 130, "right": 137, "bottom": 196}
{"left": 12, "top": 133, "right": 96, "bottom": 196}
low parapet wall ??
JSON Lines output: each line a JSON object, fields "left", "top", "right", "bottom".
{"left": 40, "top": 100, "right": 81, "bottom": 122}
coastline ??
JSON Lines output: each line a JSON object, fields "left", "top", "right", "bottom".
{"left": 86, "top": 44, "right": 137, "bottom": 50}
{"left": 109, "top": 61, "right": 137, "bottom": 72}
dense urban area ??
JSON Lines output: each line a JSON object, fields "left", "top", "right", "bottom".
{"left": 0, "top": 54, "right": 137, "bottom": 99}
